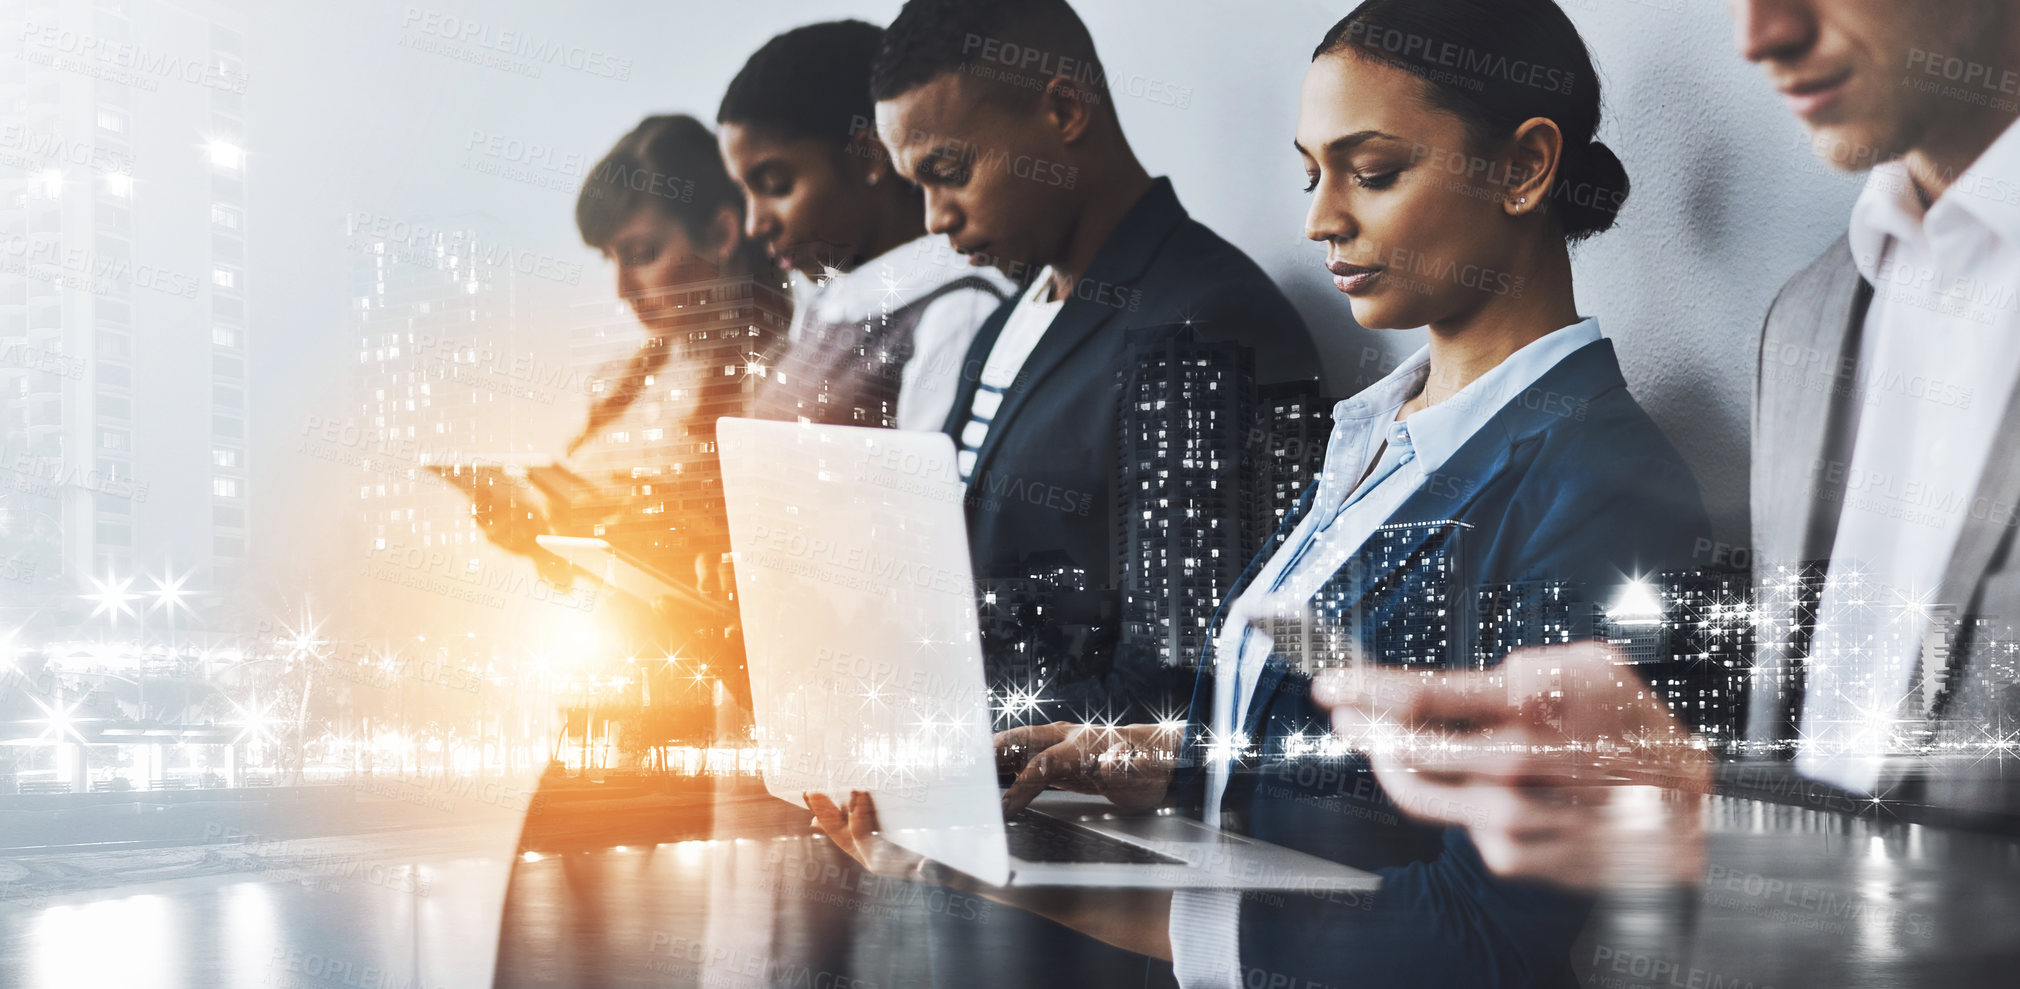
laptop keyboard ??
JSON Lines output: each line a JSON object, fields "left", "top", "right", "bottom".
{"left": 1005, "top": 811, "right": 1184, "bottom": 865}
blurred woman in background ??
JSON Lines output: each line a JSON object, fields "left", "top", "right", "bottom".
{"left": 563, "top": 112, "right": 787, "bottom": 602}
{"left": 452, "top": 113, "right": 783, "bottom": 716}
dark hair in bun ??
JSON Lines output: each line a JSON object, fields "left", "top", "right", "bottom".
{"left": 1314, "top": 0, "right": 1628, "bottom": 242}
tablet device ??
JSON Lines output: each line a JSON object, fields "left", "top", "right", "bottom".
{"left": 533, "top": 534, "right": 734, "bottom": 623}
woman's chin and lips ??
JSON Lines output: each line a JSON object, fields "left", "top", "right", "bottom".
{"left": 1326, "top": 256, "right": 1407, "bottom": 328}
{"left": 1327, "top": 257, "right": 1384, "bottom": 295}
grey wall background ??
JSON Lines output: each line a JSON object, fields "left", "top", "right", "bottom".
{"left": 250, "top": 0, "right": 1869, "bottom": 573}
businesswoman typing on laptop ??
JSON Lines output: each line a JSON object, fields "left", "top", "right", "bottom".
{"left": 811, "top": 1, "right": 1712, "bottom": 986}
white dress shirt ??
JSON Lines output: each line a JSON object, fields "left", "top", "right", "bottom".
{"left": 1169, "top": 318, "right": 1606, "bottom": 989}
{"left": 1797, "top": 119, "right": 2020, "bottom": 794}
{"left": 957, "top": 268, "right": 1064, "bottom": 481}
{"left": 786, "top": 234, "right": 1014, "bottom": 432}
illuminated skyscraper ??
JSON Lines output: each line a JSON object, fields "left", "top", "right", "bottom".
{"left": 565, "top": 259, "right": 791, "bottom": 580}
{"left": 1475, "top": 577, "right": 1585, "bottom": 666}
{"left": 1267, "top": 520, "right": 1476, "bottom": 678}
{"left": 1359, "top": 519, "right": 1473, "bottom": 670}
{"left": 1598, "top": 577, "right": 1665, "bottom": 667}
{"left": 1255, "top": 379, "right": 1334, "bottom": 534}
{"left": 347, "top": 211, "right": 529, "bottom": 577}
{"left": 0, "top": 0, "right": 252, "bottom": 626}
{"left": 1655, "top": 567, "right": 1756, "bottom": 741}
{"left": 976, "top": 551, "right": 1097, "bottom": 712}
{"left": 1113, "top": 329, "right": 1258, "bottom": 668}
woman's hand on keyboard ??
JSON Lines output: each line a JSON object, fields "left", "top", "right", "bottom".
{"left": 995, "top": 721, "right": 1181, "bottom": 817}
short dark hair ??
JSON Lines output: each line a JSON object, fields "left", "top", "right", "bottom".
{"left": 1316, "top": 0, "right": 1629, "bottom": 242}
{"left": 718, "top": 20, "right": 883, "bottom": 146}
{"left": 870, "top": 0, "right": 1108, "bottom": 105}
{"left": 574, "top": 114, "right": 745, "bottom": 252}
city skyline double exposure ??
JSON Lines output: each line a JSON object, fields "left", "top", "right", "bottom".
{"left": 6, "top": 1, "right": 2020, "bottom": 987}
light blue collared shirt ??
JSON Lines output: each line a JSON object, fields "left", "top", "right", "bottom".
{"left": 1169, "top": 317, "right": 1604, "bottom": 989}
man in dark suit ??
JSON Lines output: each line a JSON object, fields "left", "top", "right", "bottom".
{"left": 854, "top": 2, "right": 1318, "bottom": 984}
{"left": 870, "top": 0, "right": 1320, "bottom": 722}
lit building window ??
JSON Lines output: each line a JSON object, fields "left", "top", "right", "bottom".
{"left": 208, "top": 140, "right": 245, "bottom": 170}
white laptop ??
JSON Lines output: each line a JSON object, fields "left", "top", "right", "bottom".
{"left": 716, "top": 416, "right": 1379, "bottom": 892}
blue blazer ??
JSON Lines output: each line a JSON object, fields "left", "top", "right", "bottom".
{"left": 1181, "top": 338, "right": 1712, "bottom": 988}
